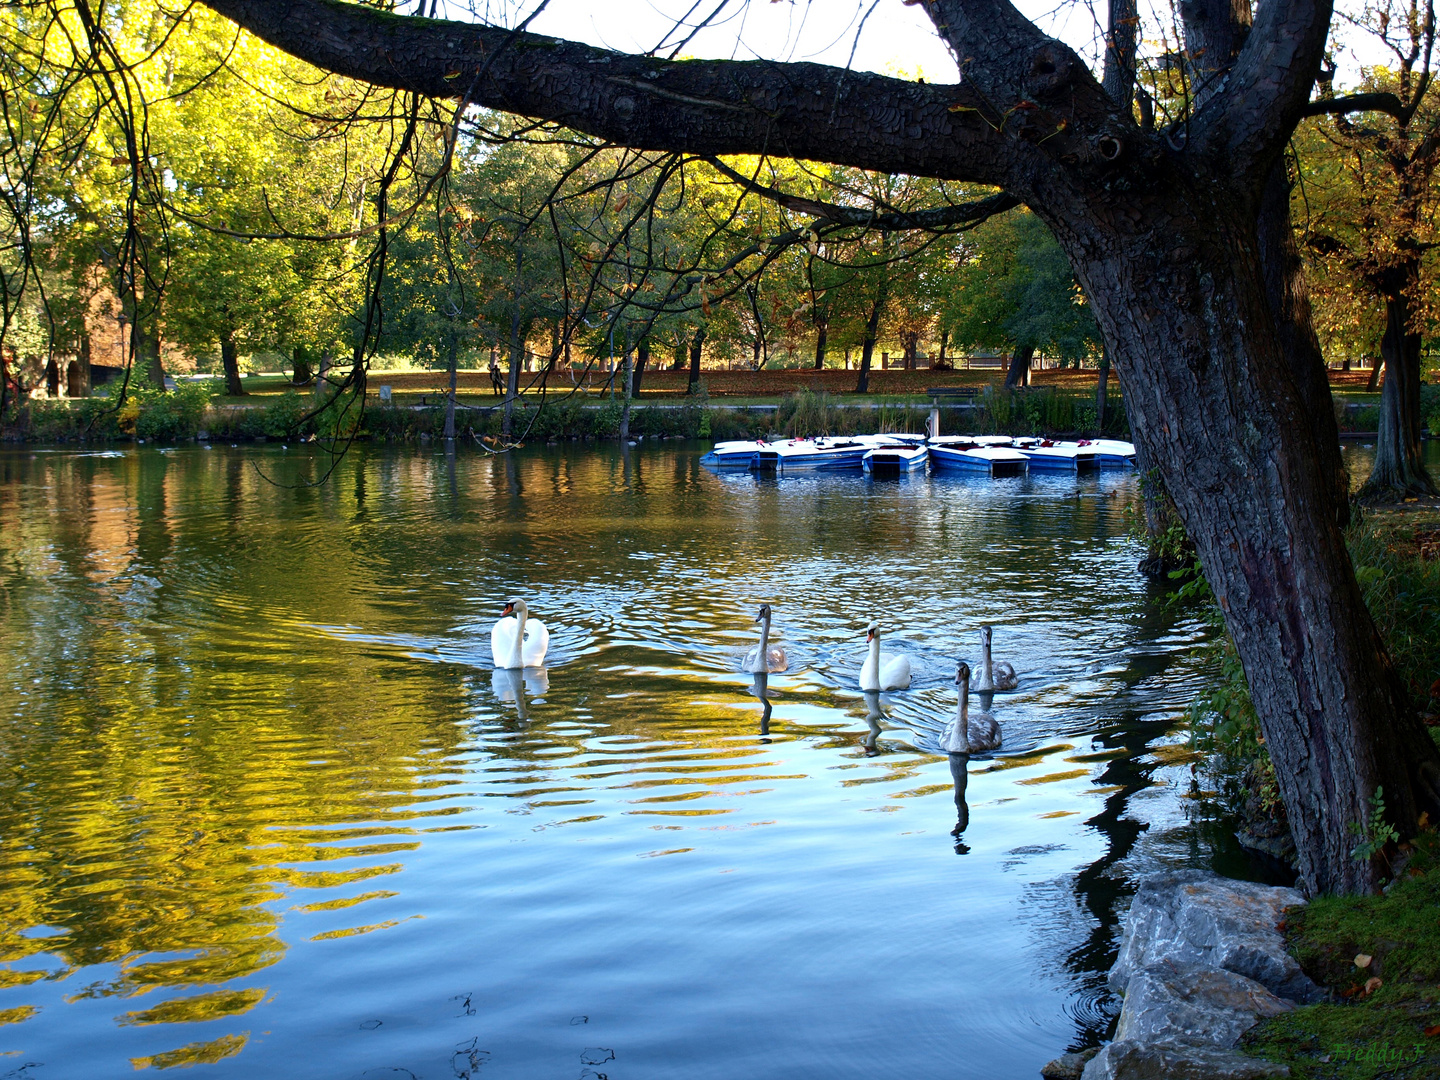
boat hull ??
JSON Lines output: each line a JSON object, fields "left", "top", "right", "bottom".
{"left": 930, "top": 445, "right": 1028, "bottom": 477}
{"left": 1017, "top": 447, "right": 1099, "bottom": 472}
{"left": 862, "top": 446, "right": 929, "bottom": 475}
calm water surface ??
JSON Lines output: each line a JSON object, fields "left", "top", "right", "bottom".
{"left": 1, "top": 442, "right": 1242, "bottom": 1079}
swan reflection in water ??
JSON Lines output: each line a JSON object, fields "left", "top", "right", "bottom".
{"left": 861, "top": 690, "right": 886, "bottom": 756}
{"left": 491, "top": 666, "right": 549, "bottom": 720}
{"left": 749, "top": 671, "right": 773, "bottom": 740}
{"left": 948, "top": 753, "right": 972, "bottom": 853}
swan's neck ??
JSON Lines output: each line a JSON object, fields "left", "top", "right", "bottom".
{"left": 981, "top": 636, "right": 994, "bottom": 682}
{"left": 957, "top": 680, "right": 970, "bottom": 752}
{"left": 758, "top": 613, "right": 771, "bottom": 656}
{"left": 509, "top": 607, "right": 527, "bottom": 668}
{"left": 862, "top": 634, "right": 880, "bottom": 683}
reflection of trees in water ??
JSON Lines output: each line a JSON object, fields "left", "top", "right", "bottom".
{"left": 0, "top": 451, "right": 479, "bottom": 1065}
{"left": 1018, "top": 586, "right": 1214, "bottom": 1051}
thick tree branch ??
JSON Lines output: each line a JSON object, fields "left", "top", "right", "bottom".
{"left": 703, "top": 157, "right": 1020, "bottom": 231}
{"left": 198, "top": 0, "right": 1012, "bottom": 184}
{"left": 1302, "top": 91, "right": 1409, "bottom": 120}
{"left": 1199, "top": 0, "right": 1335, "bottom": 177}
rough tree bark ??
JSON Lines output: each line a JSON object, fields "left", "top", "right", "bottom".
{"left": 813, "top": 313, "right": 828, "bottom": 370}
{"left": 199, "top": 0, "right": 1440, "bottom": 893}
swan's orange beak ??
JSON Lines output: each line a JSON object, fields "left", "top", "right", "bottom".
{"left": 501, "top": 602, "right": 515, "bottom": 617}
{"left": 866, "top": 628, "right": 875, "bottom": 641}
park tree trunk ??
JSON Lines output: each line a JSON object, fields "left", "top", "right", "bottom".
{"left": 1095, "top": 348, "right": 1109, "bottom": 431}
{"left": 73, "top": 332, "right": 92, "bottom": 397}
{"left": 1048, "top": 183, "right": 1440, "bottom": 895}
{"left": 291, "top": 345, "right": 313, "bottom": 386}
{"left": 1004, "top": 344, "right": 1034, "bottom": 389}
{"left": 632, "top": 339, "right": 649, "bottom": 396}
{"left": 130, "top": 304, "right": 164, "bottom": 390}
{"left": 619, "top": 344, "right": 633, "bottom": 441}
{"left": 502, "top": 306, "right": 521, "bottom": 439}
{"left": 854, "top": 282, "right": 887, "bottom": 394}
{"left": 220, "top": 329, "right": 243, "bottom": 397}
{"left": 686, "top": 324, "right": 706, "bottom": 394}
{"left": 902, "top": 330, "right": 919, "bottom": 371}
{"left": 813, "top": 313, "right": 828, "bottom": 370}
{"left": 1367, "top": 358, "right": 1382, "bottom": 392}
{"left": 1361, "top": 263, "right": 1436, "bottom": 500}
{"left": 444, "top": 327, "right": 458, "bottom": 440}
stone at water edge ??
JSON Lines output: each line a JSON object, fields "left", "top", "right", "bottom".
{"left": 1080, "top": 1040, "right": 1290, "bottom": 1080}
{"left": 1108, "top": 870, "right": 1320, "bottom": 1003}
{"left": 1114, "top": 964, "right": 1294, "bottom": 1049}
{"left": 1040, "top": 1048, "right": 1100, "bottom": 1079}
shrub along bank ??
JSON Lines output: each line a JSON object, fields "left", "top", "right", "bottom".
{"left": 2, "top": 385, "right": 1129, "bottom": 445}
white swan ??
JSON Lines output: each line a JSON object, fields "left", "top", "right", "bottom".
{"left": 490, "top": 599, "right": 549, "bottom": 668}
{"left": 743, "top": 603, "right": 788, "bottom": 673}
{"left": 974, "top": 624, "right": 1018, "bottom": 692}
{"left": 860, "top": 620, "right": 911, "bottom": 691}
{"left": 942, "top": 661, "right": 1001, "bottom": 752}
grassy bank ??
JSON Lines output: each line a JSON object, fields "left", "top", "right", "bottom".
{"left": 2, "top": 385, "right": 1129, "bottom": 445}
{"left": 1242, "top": 867, "right": 1440, "bottom": 1078}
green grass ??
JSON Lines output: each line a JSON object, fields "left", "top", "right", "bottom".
{"left": 1243, "top": 873, "right": 1440, "bottom": 1079}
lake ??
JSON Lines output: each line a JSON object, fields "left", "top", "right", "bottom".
{"left": 0, "top": 440, "right": 1263, "bottom": 1079}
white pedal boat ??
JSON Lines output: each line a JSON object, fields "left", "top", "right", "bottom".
{"left": 700, "top": 439, "right": 768, "bottom": 468}
{"left": 862, "top": 443, "right": 929, "bottom": 475}
{"left": 1014, "top": 438, "right": 1099, "bottom": 471}
{"left": 929, "top": 437, "right": 1029, "bottom": 476}
{"left": 754, "top": 436, "right": 872, "bottom": 471}
{"left": 1087, "top": 439, "right": 1137, "bottom": 466}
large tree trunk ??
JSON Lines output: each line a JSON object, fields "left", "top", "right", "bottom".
{"left": 1256, "top": 163, "right": 1349, "bottom": 521}
{"left": 686, "top": 324, "right": 706, "bottom": 393}
{"left": 813, "top": 316, "right": 828, "bottom": 370}
{"left": 220, "top": 330, "right": 244, "bottom": 397}
{"left": 1051, "top": 188, "right": 1440, "bottom": 895}
{"left": 1361, "top": 265, "right": 1436, "bottom": 500}
{"left": 1004, "top": 344, "right": 1034, "bottom": 389}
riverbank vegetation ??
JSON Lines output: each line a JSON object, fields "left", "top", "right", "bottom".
{"left": 1182, "top": 506, "right": 1440, "bottom": 1073}
{"left": 5, "top": 384, "right": 1134, "bottom": 446}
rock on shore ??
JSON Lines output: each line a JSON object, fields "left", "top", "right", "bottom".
{"left": 1041, "top": 870, "right": 1317, "bottom": 1080}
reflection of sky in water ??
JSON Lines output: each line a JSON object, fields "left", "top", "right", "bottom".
{"left": 0, "top": 443, "right": 1238, "bottom": 1079}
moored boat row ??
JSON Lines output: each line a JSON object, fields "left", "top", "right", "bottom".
{"left": 701, "top": 434, "right": 1134, "bottom": 476}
